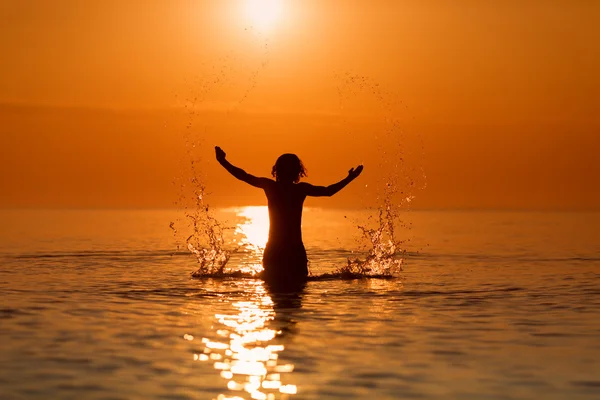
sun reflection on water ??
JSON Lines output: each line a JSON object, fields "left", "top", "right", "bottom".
{"left": 236, "top": 206, "right": 269, "bottom": 251}
{"left": 196, "top": 281, "right": 297, "bottom": 399}
{"left": 234, "top": 206, "right": 269, "bottom": 275}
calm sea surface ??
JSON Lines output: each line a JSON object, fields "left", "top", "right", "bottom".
{"left": 1, "top": 209, "right": 599, "bottom": 400}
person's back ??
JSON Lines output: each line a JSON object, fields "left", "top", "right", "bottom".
{"left": 264, "top": 181, "right": 305, "bottom": 245}
{"left": 215, "top": 146, "right": 363, "bottom": 287}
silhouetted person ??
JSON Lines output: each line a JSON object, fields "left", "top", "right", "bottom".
{"left": 215, "top": 146, "right": 363, "bottom": 288}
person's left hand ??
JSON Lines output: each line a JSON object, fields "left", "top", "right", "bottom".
{"left": 348, "top": 165, "right": 364, "bottom": 179}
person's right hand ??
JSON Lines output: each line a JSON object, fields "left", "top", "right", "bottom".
{"left": 215, "top": 146, "right": 226, "bottom": 162}
{"left": 348, "top": 165, "right": 364, "bottom": 179}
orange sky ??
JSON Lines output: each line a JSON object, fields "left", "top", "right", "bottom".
{"left": 1, "top": 1, "right": 599, "bottom": 210}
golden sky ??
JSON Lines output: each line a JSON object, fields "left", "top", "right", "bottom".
{"left": 1, "top": 1, "right": 599, "bottom": 209}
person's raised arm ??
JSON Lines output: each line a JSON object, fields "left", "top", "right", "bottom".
{"left": 302, "top": 165, "right": 363, "bottom": 197}
{"left": 215, "top": 146, "right": 270, "bottom": 189}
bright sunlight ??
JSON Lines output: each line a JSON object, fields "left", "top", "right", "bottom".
{"left": 242, "top": 0, "right": 285, "bottom": 31}
{"left": 236, "top": 206, "right": 270, "bottom": 251}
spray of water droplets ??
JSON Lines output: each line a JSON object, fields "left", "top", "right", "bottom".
{"left": 170, "top": 30, "right": 272, "bottom": 277}
{"left": 328, "top": 72, "right": 427, "bottom": 278}
{"left": 170, "top": 42, "right": 425, "bottom": 280}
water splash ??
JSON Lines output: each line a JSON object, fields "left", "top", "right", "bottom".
{"left": 173, "top": 143, "right": 231, "bottom": 276}
{"left": 340, "top": 206, "right": 404, "bottom": 277}
{"left": 187, "top": 189, "right": 231, "bottom": 278}
{"left": 171, "top": 31, "right": 272, "bottom": 277}
{"left": 172, "top": 61, "right": 422, "bottom": 280}
{"left": 332, "top": 72, "right": 426, "bottom": 278}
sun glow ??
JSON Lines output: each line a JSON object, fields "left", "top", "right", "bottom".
{"left": 234, "top": 206, "right": 269, "bottom": 275}
{"left": 243, "top": 0, "right": 285, "bottom": 32}
{"left": 236, "top": 206, "right": 270, "bottom": 251}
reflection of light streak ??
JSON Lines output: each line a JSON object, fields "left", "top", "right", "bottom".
{"left": 195, "top": 282, "right": 296, "bottom": 399}
{"left": 235, "top": 206, "right": 269, "bottom": 275}
{"left": 237, "top": 206, "right": 269, "bottom": 251}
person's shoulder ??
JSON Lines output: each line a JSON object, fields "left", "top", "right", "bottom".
{"left": 259, "top": 177, "right": 276, "bottom": 187}
{"left": 296, "top": 182, "right": 318, "bottom": 193}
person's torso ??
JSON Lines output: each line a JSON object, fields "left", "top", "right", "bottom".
{"left": 264, "top": 182, "right": 306, "bottom": 244}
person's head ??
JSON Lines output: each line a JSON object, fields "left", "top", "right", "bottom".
{"left": 271, "top": 154, "right": 307, "bottom": 183}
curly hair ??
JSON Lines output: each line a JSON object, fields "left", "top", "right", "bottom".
{"left": 271, "top": 153, "right": 307, "bottom": 183}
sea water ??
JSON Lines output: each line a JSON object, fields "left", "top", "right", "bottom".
{"left": 1, "top": 208, "right": 599, "bottom": 400}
